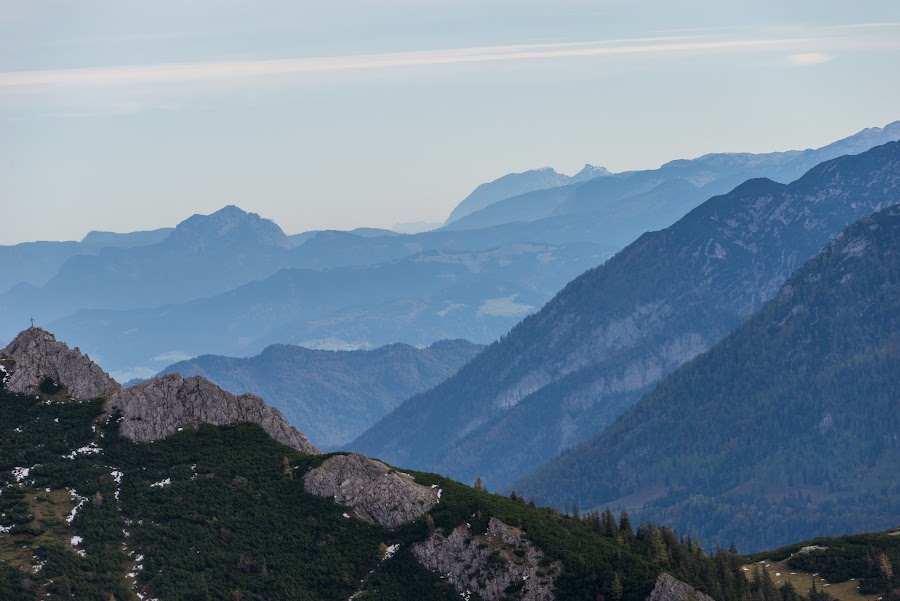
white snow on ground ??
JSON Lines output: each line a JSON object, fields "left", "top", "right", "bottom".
{"left": 12, "top": 466, "right": 31, "bottom": 482}
{"left": 383, "top": 544, "right": 400, "bottom": 560}
{"left": 431, "top": 484, "right": 443, "bottom": 501}
{"left": 63, "top": 443, "right": 102, "bottom": 459}
{"left": 71, "top": 535, "right": 83, "bottom": 546}
{"left": 111, "top": 470, "right": 124, "bottom": 500}
{"left": 66, "top": 488, "right": 87, "bottom": 524}
{"left": 150, "top": 478, "right": 171, "bottom": 488}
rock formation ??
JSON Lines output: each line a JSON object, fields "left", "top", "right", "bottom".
{"left": 413, "top": 517, "right": 560, "bottom": 601}
{"left": 105, "top": 373, "right": 318, "bottom": 454}
{"left": 0, "top": 327, "right": 120, "bottom": 399}
{"left": 303, "top": 453, "right": 438, "bottom": 528}
{"left": 646, "top": 573, "right": 716, "bottom": 601}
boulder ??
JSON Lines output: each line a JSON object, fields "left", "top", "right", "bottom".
{"left": 303, "top": 453, "right": 438, "bottom": 528}
{"left": 413, "top": 517, "right": 560, "bottom": 601}
{"left": 646, "top": 573, "right": 716, "bottom": 601}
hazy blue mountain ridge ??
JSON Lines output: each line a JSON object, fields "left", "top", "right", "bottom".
{"left": 444, "top": 164, "right": 610, "bottom": 224}
{"left": 158, "top": 339, "right": 484, "bottom": 449}
{"left": 47, "top": 242, "right": 612, "bottom": 381}
{"left": 350, "top": 140, "right": 900, "bottom": 492}
{"left": 442, "top": 120, "right": 900, "bottom": 233}
{"left": 0, "top": 227, "right": 172, "bottom": 294}
{"left": 0, "top": 206, "right": 298, "bottom": 338}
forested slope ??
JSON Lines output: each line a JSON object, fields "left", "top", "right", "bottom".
{"left": 513, "top": 205, "right": 900, "bottom": 551}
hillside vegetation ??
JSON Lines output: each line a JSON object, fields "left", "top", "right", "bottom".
{"left": 513, "top": 205, "right": 900, "bottom": 552}
{"left": 0, "top": 380, "right": 803, "bottom": 601}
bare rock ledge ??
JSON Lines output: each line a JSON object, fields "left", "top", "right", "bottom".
{"left": 106, "top": 373, "right": 319, "bottom": 454}
{"left": 646, "top": 573, "right": 716, "bottom": 601}
{"left": 0, "top": 327, "right": 120, "bottom": 399}
{"left": 413, "top": 517, "right": 560, "bottom": 601}
{"left": 303, "top": 453, "right": 438, "bottom": 528}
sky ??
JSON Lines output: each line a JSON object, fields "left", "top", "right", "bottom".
{"left": 1, "top": 0, "right": 899, "bottom": 244}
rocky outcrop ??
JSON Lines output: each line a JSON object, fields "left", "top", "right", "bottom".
{"left": 412, "top": 517, "right": 560, "bottom": 601}
{"left": 646, "top": 573, "right": 715, "bottom": 601}
{"left": 105, "top": 373, "right": 318, "bottom": 454}
{"left": 0, "top": 327, "right": 120, "bottom": 399}
{"left": 303, "top": 453, "right": 438, "bottom": 528}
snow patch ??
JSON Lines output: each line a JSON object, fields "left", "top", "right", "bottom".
{"left": 383, "top": 543, "right": 400, "bottom": 560}
{"left": 66, "top": 488, "right": 87, "bottom": 524}
{"left": 111, "top": 470, "right": 124, "bottom": 501}
{"left": 150, "top": 478, "right": 171, "bottom": 488}
{"left": 11, "top": 466, "right": 31, "bottom": 482}
{"left": 63, "top": 442, "right": 102, "bottom": 460}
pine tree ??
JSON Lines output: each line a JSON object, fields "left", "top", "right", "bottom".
{"left": 619, "top": 511, "right": 633, "bottom": 537}
{"left": 611, "top": 572, "right": 623, "bottom": 601}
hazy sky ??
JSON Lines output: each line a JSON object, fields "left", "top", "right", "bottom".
{"left": 2, "top": 0, "right": 899, "bottom": 244}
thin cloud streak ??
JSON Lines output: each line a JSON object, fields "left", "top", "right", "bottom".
{"left": 787, "top": 52, "right": 835, "bottom": 66}
{"left": 0, "top": 36, "right": 824, "bottom": 91}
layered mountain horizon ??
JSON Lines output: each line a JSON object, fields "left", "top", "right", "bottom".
{"left": 3, "top": 120, "right": 898, "bottom": 384}
{"left": 350, "top": 139, "right": 900, "bottom": 496}
{"left": 2, "top": 120, "right": 899, "bottom": 600}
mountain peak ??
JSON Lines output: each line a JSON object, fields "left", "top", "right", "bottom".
{"left": 170, "top": 205, "right": 290, "bottom": 249}
{"left": 0, "top": 327, "right": 120, "bottom": 399}
{"left": 572, "top": 163, "right": 611, "bottom": 182}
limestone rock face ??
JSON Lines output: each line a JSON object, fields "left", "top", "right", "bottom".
{"left": 303, "top": 453, "right": 438, "bottom": 528}
{"left": 0, "top": 327, "right": 120, "bottom": 399}
{"left": 412, "top": 517, "right": 560, "bottom": 601}
{"left": 646, "top": 573, "right": 716, "bottom": 601}
{"left": 105, "top": 373, "right": 318, "bottom": 454}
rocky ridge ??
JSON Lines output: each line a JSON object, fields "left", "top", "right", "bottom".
{"left": 106, "top": 373, "right": 319, "bottom": 454}
{"left": 303, "top": 453, "right": 438, "bottom": 528}
{"left": 412, "top": 517, "right": 560, "bottom": 601}
{"left": 646, "top": 573, "right": 715, "bottom": 601}
{"left": 0, "top": 327, "right": 120, "bottom": 399}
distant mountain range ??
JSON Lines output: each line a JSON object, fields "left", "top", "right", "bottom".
{"left": 45, "top": 241, "right": 610, "bottom": 381}
{"left": 0, "top": 206, "right": 296, "bottom": 331}
{"left": 350, "top": 140, "right": 900, "bottom": 493}
{"left": 444, "top": 164, "right": 610, "bottom": 224}
{"left": 3, "top": 121, "right": 898, "bottom": 386}
{"left": 441, "top": 120, "right": 900, "bottom": 232}
{"left": 158, "top": 339, "right": 483, "bottom": 450}
{"left": 0, "top": 227, "right": 172, "bottom": 294}
{"left": 512, "top": 204, "right": 900, "bottom": 552}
